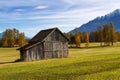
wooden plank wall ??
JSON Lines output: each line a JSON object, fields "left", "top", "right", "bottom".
{"left": 21, "top": 43, "right": 44, "bottom": 61}
{"left": 44, "top": 30, "right": 69, "bottom": 59}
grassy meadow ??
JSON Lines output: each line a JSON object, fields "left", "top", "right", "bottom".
{"left": 0, "top": 43, "right": 120, "bottom": 80}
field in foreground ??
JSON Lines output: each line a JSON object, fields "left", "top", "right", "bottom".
{"left": 0, "top": 43, "right": 120, "bottom": 80}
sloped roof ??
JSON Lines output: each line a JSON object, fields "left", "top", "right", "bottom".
{"left": 17, "top": 28, "right": 69, "bottom": 50}
{"left": 29, "top": 28, "right": 55, "bottom": 43}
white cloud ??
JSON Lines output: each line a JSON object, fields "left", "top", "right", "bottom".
{"left": 15, "top": 9, "right": 24, "bottom": 12}
{"left": 34, "top": 6, "right": 48, "bottom": 10}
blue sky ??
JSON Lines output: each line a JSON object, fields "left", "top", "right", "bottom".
{"left": 0, "top": 0, "right": 120, "bottom": 37}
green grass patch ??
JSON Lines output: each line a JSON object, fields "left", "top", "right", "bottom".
{"left": 0, "top": 48, "right": 19, "bottom": 62}
{"left": 0, "top": 43, "right": 120, "bottom": 80}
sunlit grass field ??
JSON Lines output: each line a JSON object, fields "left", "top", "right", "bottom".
{"left": 0, "top": 43, "right": 120, "bottom": 80}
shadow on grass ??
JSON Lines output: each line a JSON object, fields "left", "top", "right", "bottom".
{"left": 0, "top": 61, "right": 15, "bottom": 64}
{"left": 0, "top": 59, "right": 21, "bottom": 64}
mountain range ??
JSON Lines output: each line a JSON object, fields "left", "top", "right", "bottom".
{"left": 69, "top": 9, "right": 120, "bottom": 33}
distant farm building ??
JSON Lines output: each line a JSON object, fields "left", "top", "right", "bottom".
{"left": 17, "top": 28, "right": 69, "bottom": 61}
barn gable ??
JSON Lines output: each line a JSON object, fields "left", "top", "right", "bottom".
{"left": 44, "top": 28, "right": 69, "bottom": 42}
{"left": 17, "top": 28, "right": 69, "bottom": 61}
{"left": 29, "top": 28, "right": 69, "bottom": 43}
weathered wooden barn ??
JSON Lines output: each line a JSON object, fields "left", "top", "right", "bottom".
{"left": 17, "top": 28, "right": 69, "bottom": 61}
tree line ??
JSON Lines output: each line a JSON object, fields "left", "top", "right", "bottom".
{"left": 89, "top": 22, "right": 120, "bottom": 46}
{"left": 0, "top": 28, "right": 27, "bottom": 47}
{"left": 64, "top": 22, "right": 120, "bottom": 47}
{"left": 64, "top": 29, "right": 90, "bottom": 47}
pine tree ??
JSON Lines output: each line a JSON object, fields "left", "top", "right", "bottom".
{"left": 115, "top": 32, "right": 120, "bottom": 41}
{"left": 3, "top": 40, "right": 8, "bottom": 47}
{"left": 84, "top": 31, "right": 89, "bottom": 48}
{"left": 97, "top": 25, "right": 103, "bottom": 46}
{"left": 74, "top": 28, "right": 81, "bottom": 47}
{"left": 18, "top": 33, "right": 26, "bottom": 47}
{"left": 3, "top": 29, "right": 15, "bottom": 47}
{"left": 9, "top": 29, "right": 15, "bottom": 47}
{"left": 69, "top": 34, "right": 75, "bottom": 47}
{"left": 0, "top": 39, "right": 3, "bottom": 47}
{"left": 89, "top": 31, "right": 96, "bottom": 42}
{"left": 110, "top": 22, "right": 115, "bottom": 46}
{"left": 3, "top": 31, "right": 8, "bottom": 47}
{"left": 13, "top": 28, "right": 19, "bottom": 45}
{"left": 103, "top": 24, "right": 111, "bottom": 46}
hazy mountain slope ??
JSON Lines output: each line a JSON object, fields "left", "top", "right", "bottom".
{"left": 69, "top": 9, "right": 120, "bottom": 33}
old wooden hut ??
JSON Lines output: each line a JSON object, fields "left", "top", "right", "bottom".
{"left": 17, "top": 28, "right": 69, "bottom": 61}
